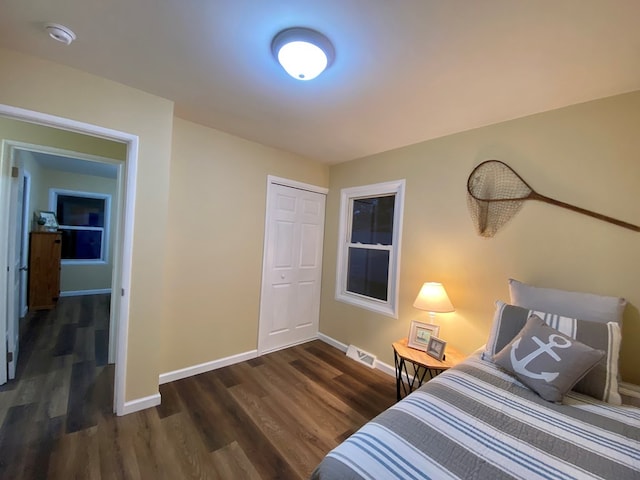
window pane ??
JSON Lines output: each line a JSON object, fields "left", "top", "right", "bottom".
{"left": 57, "top": 195, "right": 105, "bottom": 227}
{"left": 347, "top": 247, "right": 389, "bottom": 301}
{"left": 60, "top": 229, "right": 103, "bottom": 260}
{"left": 350, "top": 195, "right": 395, "bottom": 245}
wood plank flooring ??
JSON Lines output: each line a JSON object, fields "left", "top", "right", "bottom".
{"left": 0, "top": 295, "right": 396, "bottom": 479}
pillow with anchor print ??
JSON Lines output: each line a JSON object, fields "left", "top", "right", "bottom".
{"left": 484, "top": 301, "right": 623, "bottom": 404}
{"left": 494, "top": 315, "right": 604, "bottom": 402}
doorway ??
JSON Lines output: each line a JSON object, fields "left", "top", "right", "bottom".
{"left": 0, "top": 103, "right": 138, "bottom": 415}
{"left": 258, "top": 176, "right": 327, "bottom": 354}
{"left": 4, "top": 141, "right": 122, "bottom": 382}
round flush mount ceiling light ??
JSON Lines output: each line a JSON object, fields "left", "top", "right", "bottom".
{"left": 44, "top": 23, "right": 76, "bottom": 45}
{"left": 271, "top": 27, "right": 334, "bottom": 81}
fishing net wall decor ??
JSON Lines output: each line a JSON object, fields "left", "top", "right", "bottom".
{"left": 466, "top": 160, "right": 640, "bottom": 237}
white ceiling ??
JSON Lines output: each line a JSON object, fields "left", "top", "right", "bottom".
{"left": 1, "top": 1, "right": 639, "bottom": 164}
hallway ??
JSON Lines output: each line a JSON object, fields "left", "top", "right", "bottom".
{"left": 0, "top": 294, "right": 112, "bottom": 477}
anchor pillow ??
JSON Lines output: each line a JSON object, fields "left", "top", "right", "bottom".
{"left": 484, "top": 301, "right": 622, "bottom": 404}
{"left": 494, "top": 315, "right": 604, "bottom": 402}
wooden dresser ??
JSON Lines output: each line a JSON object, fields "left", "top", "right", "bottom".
{"left": 28, "top": 231, "right": 62, "bottom": 310}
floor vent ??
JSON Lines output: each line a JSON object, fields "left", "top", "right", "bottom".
{"left": 346, "top": 344, "right": 377, "bottom": 368}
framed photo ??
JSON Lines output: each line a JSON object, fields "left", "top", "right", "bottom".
{"left": 37, "top": 210, "right": 59, "bottom": 230}
{"left": 407, "top": 320, "right": 440, "bottom": 351}
{"left": 427, "top": 337, "right": 447, "bottom": 361}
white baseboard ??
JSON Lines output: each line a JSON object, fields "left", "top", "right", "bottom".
{"left": 620, "top": 381, "right": 640, "bottom": 398}
{"left": 159, "top": 349, "right": 258, "bottom": 385}
{"left": 259, "top": 336, "right": 319, "bottom": 355}
{"left": 120, "top": 392, "right": 161, "bottom": 416}
{"left": 157, "top": 334, "right": 394, "bottom": 390}
{"left": 317, "top": 332, "right": 348, "bottom": 352}
{"left": 317, "top": 332, "right": 395, "bottom": 378}
{"left": 375, "top": 359, "right": 396, "bottom": 378}
{"left": 60, "top": 288, "right": 112, "bottom": 297}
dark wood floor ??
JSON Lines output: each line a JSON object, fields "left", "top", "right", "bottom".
{"left": 0, "top": 295, "right": 396, "bottom": 479}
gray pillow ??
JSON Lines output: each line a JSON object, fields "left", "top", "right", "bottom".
{"left": 508, "top": 279, "right": 626, "bottom": 325}
{"left": 494, "top": 315, "right": 604, "bottom": 402}
{"left": 484, "top": 301, "right": 622, "bottom": 404}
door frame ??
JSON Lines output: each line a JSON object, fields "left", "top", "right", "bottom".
{"left": 6, "top": 148, "right": 24, "bottom": 380}
{"left": 257, "top": 175, "right": 328, "bottom": 356}
{"left": 0, "top": 103, "right": 138, "bottom": 416}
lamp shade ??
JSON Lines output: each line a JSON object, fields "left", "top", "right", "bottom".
{"left": 272, "top": 27, "right": 334, "bottom": 81}
{"left": 413, "top": 282, "right": 454, "bottom": 313}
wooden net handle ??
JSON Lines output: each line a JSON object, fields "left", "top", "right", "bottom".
{"left": 531, "top": 192, "right": 640, "bottom": 232}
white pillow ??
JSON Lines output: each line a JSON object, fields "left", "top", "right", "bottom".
{"left": 508, "top": 279, "right": 626, "bottom": 325}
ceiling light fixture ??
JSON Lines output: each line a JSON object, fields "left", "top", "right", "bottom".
{"left": 271, "top": 27, "right": 334, "bottom": 81}
{"left": 44, "top": 23, "right": 76, "bottom": 46}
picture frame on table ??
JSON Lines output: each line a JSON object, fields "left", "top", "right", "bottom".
{"left": 407, "top": 320, "right": 440, "bottom": 351}
{"left": 427, "top": 336, "right": 447, "bottom": 361}
{"left": 36, "top": 210, "right": 59, "bottom": 231}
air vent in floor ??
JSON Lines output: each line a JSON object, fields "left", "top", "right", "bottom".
{"left": 346, "top": 344, "right": 377, "bottom": 368}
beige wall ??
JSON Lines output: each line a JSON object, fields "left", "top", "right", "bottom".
{"left": 0, "top": 116, "right": 126, "bottom": 252}
{"left": 2, "top": 45, "right": 637, "bottom": 406}
{"left": 0, "top": 47, "right": 174, "bottom": 401}
{"left": 31, "top": 168, "right": 118, "bottom": 293}
{"left": 0, "top": 116, "right": 127, "bottom": 160}
{"left": 160, "top": 118, "right": 329, "bottom": 372}
{"left": 321, "top": 91, "right": 640, "bottom": 384}
{"left": 14, "top": 150, "right": 44, "bottom": 228}
{"left": 0, "top": 117, "right": 124, "bottom": 294}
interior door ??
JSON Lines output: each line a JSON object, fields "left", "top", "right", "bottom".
{"left": 259, "top": 182, "right": 326, "bottom": 353}
{"left": 7, "top": 161, "right": 24, "bottom": 379}
{"left": 19, "top": 172, "right": 30, "bottom": 318}
{"left": 6, "top": 160, "right": 24, "bottom": 379}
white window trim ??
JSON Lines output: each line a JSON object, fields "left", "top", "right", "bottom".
{"left": 48, "top": 188, "right": 111, "bottom": 265}
{"left": 335, "top": 179, "right": 405, "bottom": 318}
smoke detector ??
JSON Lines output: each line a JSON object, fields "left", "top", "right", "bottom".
{"left": 44, "top": 23, "right": 76, "bottom": 45}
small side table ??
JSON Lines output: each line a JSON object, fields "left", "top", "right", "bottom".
{"left": 393, "top": 338, "right": 465, "bottom": 401}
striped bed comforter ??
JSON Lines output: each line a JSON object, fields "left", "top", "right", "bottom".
{"left": 311, "top": 354, "right": 640, "bottom": 480}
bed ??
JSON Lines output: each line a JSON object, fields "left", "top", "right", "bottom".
{"left": 311, "top": 280, "right": 640, "bottom": 479}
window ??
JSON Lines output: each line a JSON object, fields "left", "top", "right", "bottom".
{"left": 49, "top": 189, "right": 111, "bottom": 264}
{"left": 335, "top": 180, "right": 405, "bottom": 317}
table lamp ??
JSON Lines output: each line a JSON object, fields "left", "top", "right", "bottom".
{"left": 413, "top": 282, "right": 455, "bottom": 323}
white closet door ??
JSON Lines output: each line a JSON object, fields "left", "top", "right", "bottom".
{"left": 259, "top": 182, "right": 325, "bottom": 353}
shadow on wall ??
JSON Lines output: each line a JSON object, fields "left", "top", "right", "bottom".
{"left": 620, "top": 303, "right": 638, "bottom": 382}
